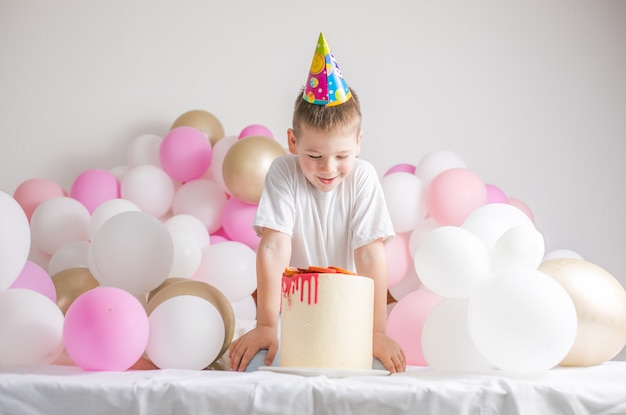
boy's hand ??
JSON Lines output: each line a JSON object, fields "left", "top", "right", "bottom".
{"left": 373, "top": 331, "right": 406, "bottom": 373}
{"left": 228, "top": 325, "right": 278, "bottom": 372}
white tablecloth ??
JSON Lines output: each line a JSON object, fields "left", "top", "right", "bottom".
{"left": 1, "top": 362, "right": 625, "bottom": 414}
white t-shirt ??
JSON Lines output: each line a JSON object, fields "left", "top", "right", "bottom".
{"left": 253, "top": 154, "right": 395, "bottom": 270}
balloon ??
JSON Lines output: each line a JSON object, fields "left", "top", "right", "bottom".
{"left": 0, "top": 289, "right": 65, "bottom": 365}
{"left": 70, "top": 168, "right": 121, "bottom": 214}
{"left": 89, "top": 211, "right": 174, "bottom": 294}
{"left": 208, "top": 135, "right": 238, "bottom": 194}
{"left": 127, "top": 133, "right": 162, "bottom": 167}
{"left": 171, "top": 109, "right": 225, "bottom": 146}
{"left": 422, "top": 299, "right": 492, "bottom": 372}
{"left": 160, "top": 126, "right": 213, "bottom": 182}
{"left": 88, "top": 198, "right": 142, "bottom": 241}
{"left": 168, "top": 230, "right": 202, "bottom": 278}
{"left": 171, "top": 179, "right": 227, "bottom": 234}
{"left": 222, "top": 135, "right": 286, "bottom": 204}
{"left": 231, "top": 295, "right": 257, "bottom": 320}
{"left": 387, "top": 288, "right": 443, "bottom": 366}
{"left": 48, "top": 240, "right": 90, "bottom": 276}
{"left": 489, "top": 225, "right": 545, "bottom": 272}
{"left": 221, "top": 197, "right": 260, "bottom": 250}
{"left": 10, "top": 260, "right": 56, "bottom": 302}
{"left": 121, "top": 165, "right": 175, "bottom": 218}
{"left": 30, "top": 196, "right": 90, "bottom": 256}
{"left": 408, "top": 216, "right": 439, "bottom": 257}
{"left": 414, "top": 226, "right": 491, "bottom": 298}
{"left": 145, "top": 279, "right": 234, "bottom": 365}
{"left": 194, "top": 241, "right": 257, "bottom": 302}
{"left": 543, "top": 249, "right": 584, "bottom": 261}
{"left": 426, "top": 168, "right": 487, "bottom": 226}
{"left": 146, "top": 295, "right": 225, "bottom": 370}
{"left": 388, "top": 265, "right": 423, "bottom": 302}
{"left": 463, "top": 202, "right": 534, "bottom": 231}
{"left": 461, "top": 215, "right": 511, "bottom": 251}
{"left": 165, "top": 214, "right": 211, "bottom": 250}
{"left": 508, "top": 197, "right": 535, "bottom": 222}
{"left": 13, "top": 178, "right": 66, "bottom": 221}
{"left": 467, "top": 268, "right": 577, "bottom": 375}
{"left": 485, "top": 184, "right": 508, "bottom": 204}
{"left": 415, "top": 150, "right": 467, "bottom": 188}
{"left": 51, "top": 267, "right": 100, "bottom": 314}
{"left": 381, "top": 172, "right": 426, "bottom": 233}
{"left": 109, "top": 165, "right": 131, "bottom": 182}
{"left": 238, "top": 124, "right": 274, "bottom": 139}
{"left": 0, "top": 191, "right": 31, "bottom": 289}
{"left": 384, "top": 233, "right": 411, "bottom": 288}
{"left": 383, "top": 163, "right": 416, "bottom": 177}
{"left": 64, "top": 287, "right": 150, "bottom": 371}
{"left": 538, "top": 258, "right": 626, "bottom": 366}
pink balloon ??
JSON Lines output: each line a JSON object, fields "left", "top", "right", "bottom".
{"left": 426, "top": 168, "right": 487, "bottom": 226}
{"left": 385, "top": 233, "right": 411, "bottom": 288}
{"left": 485, "top": 184, "right": 509, "bottom": 204}
{"left": 9, "top": 260, "right": 56, "bottom": 302}
{"left": 63, "top": 287, "right": 149, "bottom": 371}
{"left": 160, "top": 126, "right": 213, "bottom": 182}
{"left": 508, "top": 197, "right": 535, "bottom": 223}
{"left": 13, "top": 178, "right": 67, "bottom": 221}
{"left": 387, "top": 288, "right": 443, "bottom": 366}
{"left": 70, "top": 169, "right": 121, "bottom": 214}
{"left": 221, "top": 197, "right": 260, "bottom": 250}
{"left": 384, "top": 163, "right": 416, "bottom": 177}
{"left": 238, "top": 124, "right": 274, "bottom": 139}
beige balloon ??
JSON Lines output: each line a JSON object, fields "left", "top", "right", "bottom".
{"left": 222, "top": 135, "right": 286, "bottom": 204}
{"left": 171, "top": 109, "right": 225, "bottom": 146}
{"left": 145, "top": 279, "right": 235, "bottom": 366}
{"left": 51, "top": 267, "right": 100, "bottom": 315}
{"left": 538, "top": 258, "right": 626, "bottom": 367}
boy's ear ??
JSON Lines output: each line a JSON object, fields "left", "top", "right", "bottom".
{"left": 356, "top": 130, "right": 363, "bottom": 156}
{"left": 287, "top": 128, "right": 298, "bottom": 154}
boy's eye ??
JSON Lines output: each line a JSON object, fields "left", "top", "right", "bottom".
{"left": 337, "top": 155, "right": 348, "bottom": 159}
{"left": 308, "top": 155, "right": 321, "bottom": 159}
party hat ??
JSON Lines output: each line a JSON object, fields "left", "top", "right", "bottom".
{"left": 302, "top": 33, "right": 352, "bottom": 106}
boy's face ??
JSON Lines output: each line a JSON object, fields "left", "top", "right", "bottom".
{"left": 287, "top": 124, "right": 362, "bottom": 192}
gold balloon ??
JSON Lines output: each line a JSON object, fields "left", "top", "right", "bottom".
{"left": 538, "top": 258, "right": 626, "bottom": 367}
{"left": 222, "top": 135, "right": 286, "bottom": 204}
{"left": 147, "top": 277, "right": 189, "bottom": 303}
{"left": 145, "top": 280, "right": 235, "bottom": 366}
{"left": 51, "top": 267, "right": 100, "bottom": 314}
{"left": 171, "top": 109, "right": 225, "bottom": 146}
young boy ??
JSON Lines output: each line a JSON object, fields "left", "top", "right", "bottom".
{"left": 228, "top": 33, "right": 406, "bottom": 373}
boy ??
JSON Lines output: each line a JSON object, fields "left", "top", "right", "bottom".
{"left": 229, "top": 33, "right": 406, "bottom": 373}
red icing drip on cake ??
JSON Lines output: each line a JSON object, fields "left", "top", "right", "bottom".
{"left": 282, "top": 273, "right": 319, "bottom": 306}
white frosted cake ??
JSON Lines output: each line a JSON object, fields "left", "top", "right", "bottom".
{"left": 280, "top": 267, "right": 374, "bottom": 369}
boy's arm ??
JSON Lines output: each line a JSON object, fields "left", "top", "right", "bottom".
{"left": 354, "top": 238, "right": 406, "bottom": 373}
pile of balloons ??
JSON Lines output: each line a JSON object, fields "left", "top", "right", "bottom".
{"left": 382, "top": 151, "right": 626, "bottom": 375}
{"left": 0, "top": 110, "right": 284, "bottom": 370}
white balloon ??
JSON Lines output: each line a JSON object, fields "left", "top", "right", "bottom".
{"left": 422, "top": 299, "right": 493, "bottom": 372}
{"left": 48, "top": 240, "right": 90, "bottom": 276}
{"left": 89, "top": 198, "right": 141, "bottom": 241}
{"left": 461, "top": 215, "right": 510, "bottom": 251}
{"left": 0, "top": 289, "right": 64, "bottom": 365}
{"left": 30, "top": 196, "right": 90, "bottom": 256}
{"left": 165, "top": 214, "right": 211, "bottom": 250}
{"left": 121, "top": 165, "right": 175, "bottom": 218}
{"left": 195, "top": 241, "right": 257, "bottom": 302}
{"left": 467, "top": 268, "right": 577, "bottom": 375}
{"left": 127, "top": 133, "right": 162, "bottom": 167}
{"left": 490, "top": 225, "right": 545, "bottom": 272}
{"left": 89, "top": 211, "right": 173, "bottom": 294}
{"left": 172, "top": 179, "right": 227, "bottom": 234}
{"left": 388, "top": 265, "right": 423, "bottom": 302}
{"left": 408, "top": 217, "right": 439, "bottom": 257}
{"left": 463, "top": 203, "right": 534, "bottom": 231}
{"left": 543, "top": 249, "right": 584, "bottom": 261}
{"left": 209, "top": 135, "right": 238, "bottom": 194}
{"left": 381, "top": 172, "right": 426, "bottom": 233}
{"left": 414, "top": 226, "right": 491, "bottom": 298}
{"left": 168, "top": 230, "right": 202, "bottom": 278}
{"left": 0, "top": 191, "right": 31, "bottom": 289}
{"left": 146, "top": 295, "right": 225, "bottom": 370}
{"left": 231, "top": 295, "right": 257, "bottom": 320}
{"left": 415, "top": 150, "right": 467, "bottom": 188}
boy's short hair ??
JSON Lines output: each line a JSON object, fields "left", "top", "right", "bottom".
{"left": 292, "top": 87, "right": 362, "bottom": 138}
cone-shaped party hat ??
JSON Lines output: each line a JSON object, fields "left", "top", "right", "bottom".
{"left": 302, "top": 33, "right": 352, "bottom": 106}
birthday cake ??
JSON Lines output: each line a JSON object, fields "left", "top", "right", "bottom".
{"left": 280, "top": 266, "right": 374, "bottom": 369}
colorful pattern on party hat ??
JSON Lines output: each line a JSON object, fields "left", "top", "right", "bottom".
{"left": 302, "top": 33, "right": 352, "bottom": 106}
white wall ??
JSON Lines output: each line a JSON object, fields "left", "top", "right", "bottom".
{"left": 2, "top": 1, "right": 625, "bottom": 358}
